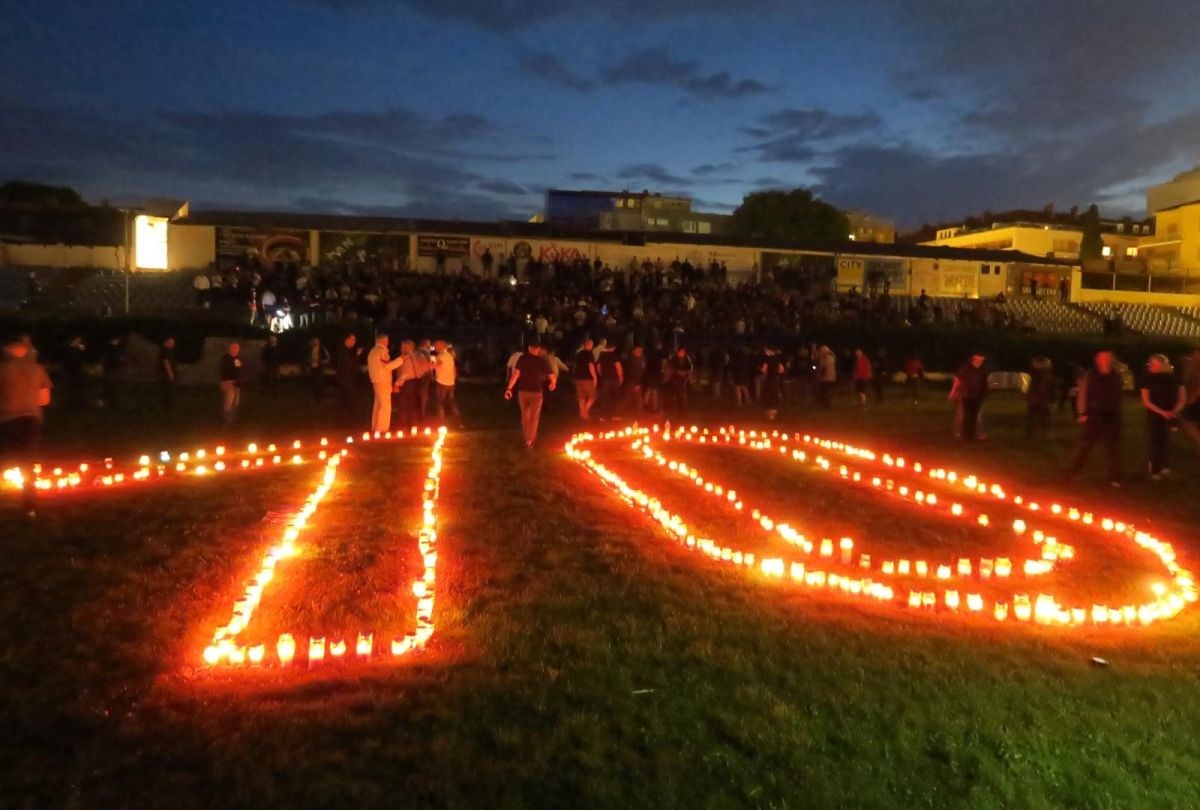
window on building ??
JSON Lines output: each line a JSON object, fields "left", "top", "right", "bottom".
{"left": 682, "top": 220, "right": 698, "bottom": 233}
{"left": 1126, "top": 247, "right": 1138, "bottom": 257}
{"left": 1101, "top": 245, "right": 1112, "bottom": 257}
{"left": 1116, "top": 223, "right": 1125, "bottom": 233}
{"left": 698, "top": 222, "right": 712, "bottom": 234}
{"left": 615, "top": 198, "right": 624, "bottom": 208}
{"left": 994, "top": 266, "right": 1002, "bottom": 275}
{"left": 980, "top": 264, "right": 990, "bottom": 275}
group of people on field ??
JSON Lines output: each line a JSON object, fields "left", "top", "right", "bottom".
{"left": 951, "top": 347, "right": 1200, "bottom": 485}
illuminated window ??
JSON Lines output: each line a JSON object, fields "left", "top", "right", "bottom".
{"left": 1126, "top": 247, "right": 1138, "bottom": 257}
{"left": 134, "top": 215, "right": 169, "bottom": 270}
{"left": 1101, "top": 246, "right": 1112, "bottom": 257}
{"left": 698, "top": 222, "right": 711, "bottom": 234}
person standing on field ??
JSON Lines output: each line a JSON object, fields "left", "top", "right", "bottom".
{"left": 504, "top": 341, "right": 556, "bottom": 448}
{"left": 1139, "top": 353, "right": 1185, "bottom": 480}
{"left": 572, "top": 339, "right": 598, "bottom": 420}
{"left": 0, "top": 335, "right": 52, "bottom": 518}
{"left": 1026, "top": 356, "right": 1054, "bottom": 438}
{"left": 218, "top": 342, "right": 243, "bottom": 424}
{"left": 950, "top": 352, "right": 988, "bottom": 441}
{"left": 1070, "top": 349, "right": 1124, "bottom": 487}
{"left": 852, "top": 348, "right": 873, "bottom": 407}
{"left": 595, "top": 341, "right": 623, "bottom": 420}
{"left": 367, "top": 334, "right": 404, "bottom": 433}
{"left": 432, "top": 339, "right": 461, "bottom": 426}
{"left": 158, "top": 336, "right": 177, "bottom": 411}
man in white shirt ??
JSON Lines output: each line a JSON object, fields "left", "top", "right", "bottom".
{"left": 432, "top": 339, "right": 460, "bottom": 425}
{"left": 367, "top": 334, "right": 404, "bottom": 432}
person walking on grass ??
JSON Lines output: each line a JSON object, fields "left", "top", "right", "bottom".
{"left": 572, "top": 339, "right": 599, "bottom": 420}
{"left": 595, "top": 341, "right": 623, "bottom": 421}
{"left": 159, "top": 336, "right": 177, "bottom": 411}
{"left": 260, "top": 334, "right": 281, "bottom": 396}
{"left": 624, "top": 346, "right": 646, "bottom": 416}
{"left": 367, "top": 334, "right": 404, "bottom": 433}
{"left": 218, "top": 342, "right": 243, "bottom": 424}
{"left": 1070, "top": 349, "right": 1123, "bottom": 487}
{"left": 1026, "top": 356, "right": 1054, "bottom": 438}
{"left": 335, "top": 333, "right": 362, "bottom": 412}
{"left": 903, "top": 351, "right": 924, "bottom": 403}
{"left": 815, "top": 346, "right": 837, "bottom": 409}
{"left": 853, "top": 348, "right": 873, "bottom": 407}
{"left": 432, "top": 339, "right": 461, "bottom": 426}
{"left": 1139, "top": 353, "right": 1185, "bottom": 481}
{"left": 666, "top": 346, "right": 693, "bottom": 415}
{"left": 761, "top": 346, "right": 785, "bottom": 421}
{"left": 950, "top": 352, "right": 988, "bottom": 441}
{"left": 504, "top": 341, "right": 556, "bottom": 448}
{"left": 0, "top": 335, "right": 52, "bottom": 518}
{"left": 1176, "top": 348, "right": 1200, "bottom": 449}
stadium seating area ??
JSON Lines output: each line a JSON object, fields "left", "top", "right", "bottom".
{"left": 1077, "top": 301, "right": 1200, "bottom": 339}
{"left": 1000, "top": 298, "right": 1103, "bottom": 335}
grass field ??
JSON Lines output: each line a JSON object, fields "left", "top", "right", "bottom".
{"left": 3, "top": 379, "right": 1200, "bottom": 809}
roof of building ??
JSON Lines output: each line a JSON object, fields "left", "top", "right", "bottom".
{"left": 1153, "top": 198, "right": 1200, "bottom": 213}
{"left": 172, "top": 208, "right": 1077, "bottom": 267}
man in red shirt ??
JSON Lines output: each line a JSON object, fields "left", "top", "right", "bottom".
{"left": 950, "top": 353, "right": 988, "bottom": 441}
{"left": 0, "top": 335, "right": 52, "bottom": 517}
{"left": 853, "top": 348, "right": 873, "bottom": 407}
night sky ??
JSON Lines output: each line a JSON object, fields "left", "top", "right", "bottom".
{"left": 4, "top": 0, "right": 1199, "bottom": 228}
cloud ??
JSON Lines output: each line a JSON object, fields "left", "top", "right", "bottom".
{"left": 810, "top": 105, "right": 1200, "bottom": 226}
{"left": 616, "top": 163, "right": 693, "bottom": 186}
{"left": 690, "top": 197, "right": 738, "bottom": 212}
{"left": 516, "top": 50, "right": 596, "bottom": 92}
{"left": 315, "top": 0, "right": 791, "bottom": 31}
{"left": 477, "top": 179, "right": 530, "bottom": 195}
{"left": 0, "top": 101, "right": 543, "bottom": 219}
{"left": 600, "top": 50, "right": 770, "bottom": 100}
{"left": 691, "top": 162, "right": 736, "bottom": 176}
{"left": 738, "top": 107, "right": 882, "bottom": 163}
{"left": 568, "top": 172, "right": 605, "bottom": 182}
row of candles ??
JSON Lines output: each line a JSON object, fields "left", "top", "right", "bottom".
{"left": 647, "top": 429, "right": 1077, "bottom": 582}
{"left": 1, "top": 427, "right": 431, "bottom": 495}
{"left": 201, "top": 426, "right": 447, "bottom": 667}
{"left": 564, "top": 424, "right": 1196, "bottom": 628}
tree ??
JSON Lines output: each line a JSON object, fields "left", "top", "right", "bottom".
{"left": 1079, "top": 203, "right": 1103, "bottom": 260}
{"left": 730, "top": 189, "right": 850, "bottom": 243}
{"left": 0, "top": 180, "right": 86, "bottom": 207}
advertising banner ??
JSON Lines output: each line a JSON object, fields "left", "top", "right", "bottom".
{"left": 216, "top": 227, "right": 309, "bottom": 267}
{"left": 417, "top": 235, "right": 471, "bottom": 257}
{"left": 319, "top": 232, "right": 408, "bottom": 266}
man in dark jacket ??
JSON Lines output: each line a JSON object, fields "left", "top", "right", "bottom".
{"left": 335, "top": 333, "right": 362, "bottom": 411}
{"left": 950, "top": 352, "right": 988, "bottom": 441}
{"left": 1070, "top": 349, "right": 1123, "bottom": 486}
{"left": 1026, "top": 356, "right": 1054, "bottom": 438}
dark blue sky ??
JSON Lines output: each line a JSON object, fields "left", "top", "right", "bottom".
{"left": 4, "top": 0, "right": 1199, "bottom": 228}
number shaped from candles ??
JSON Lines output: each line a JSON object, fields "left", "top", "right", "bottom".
{"left": 565, "top": 425, "right": 1196, "bottom": 629}
{"left": 3, "top": 427, "right": 447, "bottom": 670}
